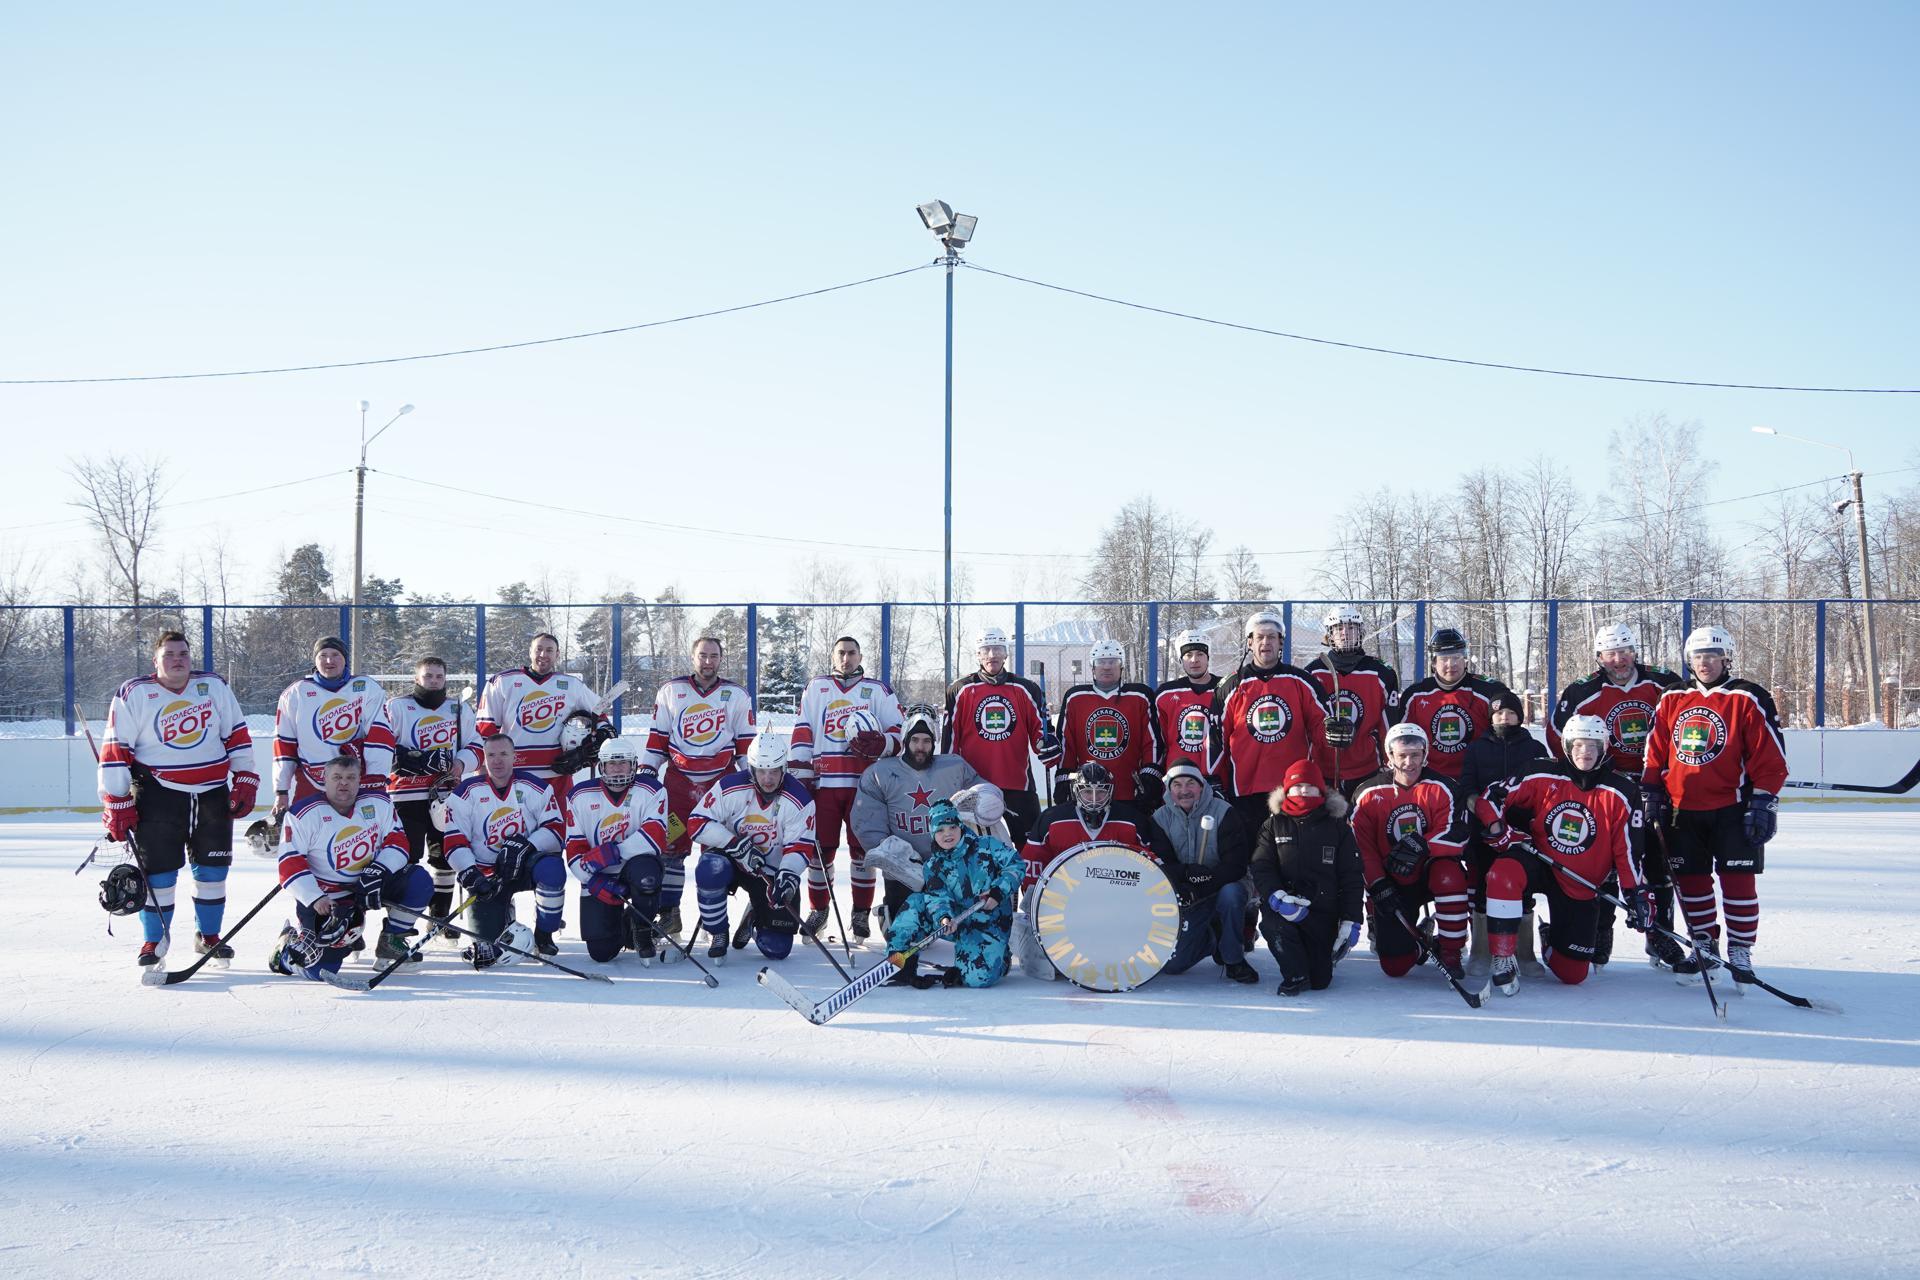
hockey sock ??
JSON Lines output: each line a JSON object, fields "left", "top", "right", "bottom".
{"left": 693, "top": 853, "right": 732, "bottom": 934}
{"left": 142, "top": 869, "right": 179, "bottom": 944}
{"left": 532, "top": 858, "right": 567, "bottom": 932}
{"left": 1719, "top": 871, "right": 1758, "bottom": 950}
{"left": 807, "top": 847, "right": 835, "bottom": 911}
{"left": 1675, "top": 873, "right": 1720, "bottom": 943}
{"left": 849, "top": 847, "right": 876, "bottom": 911}
{"left": 1483, "top": 860, "right": 1525, "bottom": 958}
{"left": 1429, "top": 861, "right": 1472, "bottom": 959}
{"left": 190, "top": 863, "right": 229, "bottom": 936}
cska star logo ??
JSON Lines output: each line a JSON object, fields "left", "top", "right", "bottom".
{"left": 1178, "top": 706, "right": 1208, "bottom": 752}
{"left": 518, "top": 689, "right": 568, "bottom": 734}
{"left": 975, "top": 694, "right": 1015, "bottom": 742}
{"left": 1387, "top": 803, "right": 1426, "bottom": 843}
{"left": 1544, "top": 800, "right": 1596, "bottom": 856}
{"left": 157, "top": 698, "right": 212, "bottom": 750}
{"left": 1086, "top": 707, "right": 1128, "bottom": 760}
{"left": 1246, "top": 694, "right": 1292, "bottom": 744}
{"left": 1428, "top": 704, "right": 1472, "bottom": 754}
{"left": 314, "top": 697, "right": 362, "bottom": 746}
{"left": 1672, "top": 707, "right": 1728, "bottom": 767}
{"left": 1605, "top": 700, "right": 1656, "bottom": 755}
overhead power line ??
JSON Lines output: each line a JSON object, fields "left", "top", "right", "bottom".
{"left": 963, "top": 262, "right": 1920, "bottom": 395}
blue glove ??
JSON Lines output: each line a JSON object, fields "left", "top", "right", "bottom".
{"left": 1331, "top": 918, "right": 1363, "bottom": 963}
{"left": 585, "top": 871, "right": 624, "bottom": 907}
{"left": 1744, "top": 791, "right": 1777, "bottom": 846}
{"left": 1267, "top": 890, "right": 1311, "bottom": 923}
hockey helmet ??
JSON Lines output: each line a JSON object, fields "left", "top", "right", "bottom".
{"left": 558, "top": 710, "right": 601, "bottom": 754}
{"left": 428, "top": 777, "right": 457, "bottom": 834}
{"left": 99, "top": 861, "right": 146, "bottom": 916}
{"left": 1684, "top": 625, "right": 1735, "bottom": 659}
{"left": 1089, "top": 638, "right": 1124, "bottom": 665}
{"left": 1561, "top": 714, "right": 1610, "bottom": 749}
{"left": 1173, "top": 628, "right": 1210, "bottom": 655}
{"left": 745, "top": 731, "right": 790, "bottom": 772}
{"left": 951, "top": 782, "right": 1006, "bottom": 826}
{"left": 840, "top": 706, "right": 881, "bottom": 742}
{"left": 974, "top": 626, "right": 1011, "bottom": 653}
{"left": 1430, "top": 627, "right": 1468, "bottom": 656}
{"left": 597, "top": 735, "right": 645, "bottom": 783}
{"left": 1323, "top": 604, "right": 1365, "bottom": 652}
{"left": 1384, "top": 721, "right": 1429, "bottom": 754}
{"left": 1245, "top": 610, "right": 1285, "bottom": 639}
{"left": 901, "top": 703, "right": 940, "bottom": 746}
{"left": 1072, "top": 762, "right": 1115, "bottom": 812}
{"left": 1593, "top": 622, "right": 1639, "bottom": 656}
{"left": 245, "top": 818, "right": 279, "bottom": 858}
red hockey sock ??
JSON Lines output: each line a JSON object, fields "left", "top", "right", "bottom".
{"left": 1674, "top": 872, "right": 1720, "bottom": 943}
{"left": 1719, "top": 871, "right": 1758, "bottom": 948}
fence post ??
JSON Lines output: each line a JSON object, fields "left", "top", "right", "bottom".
{"left": 610, "top": 604, "right": 624, "bottom": 734}
{"left": 63, "top": 607, "right": 76, "bottom": 735}
{"left": 745, "top": 603, "right": 759, "bottom": 704}
{"left": 1545, "top": 600, "right": 1560, "bottom": 717}
{"left": 1146, "top": 602, "right": 1161, "bottom": 686}
{"left": 339, "top": 604, "right": 351, "bottom": 654}
{"left": 201, "top": 605, "right": 215, "bottom": 672}
{"left": 474, "top": 605, "right": 487, "bottom": 686}
{"left": 1414, "top": 601, "right": 1428, "bottom": 677}
{"left": 1013, "top": 602, "right": 1026, "bottom": 683}
{"left": 879, "top": 603, "right": 893, "bottom": 688}
{"left": 1680, "top": 600, "right": 1693, "bottom": 660}
{"left": 1281, "top": 601, "right": 1293, "bottom": 666}
{"left": 1814, "top": 599, "right": 1827, "bottom": 728}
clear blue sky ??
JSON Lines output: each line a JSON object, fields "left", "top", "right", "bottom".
{"left": 2, "top": 3, "right": 1914, "bottom": 605}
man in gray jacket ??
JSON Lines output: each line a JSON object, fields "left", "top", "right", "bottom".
{"left": 1152, "top": 762, "right": 1259, "bottom": 983}
{"left": 852, "top": 705, "right": 983, "bottom": 923}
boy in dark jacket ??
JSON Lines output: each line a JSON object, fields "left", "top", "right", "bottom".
{"left": 1459, "top": 687, "right": 1547, "bottom": 969}
{"left": 1250, "top": 759, "right": 1364, "bottom": 996}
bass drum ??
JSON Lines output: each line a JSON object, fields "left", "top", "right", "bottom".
{"left": 1030, "top": 841, "right": 1179, "bottom": 992}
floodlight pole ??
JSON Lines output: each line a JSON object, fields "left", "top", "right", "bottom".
{"left": 352, "top": 402, "right": 413, "bottom": 668}
{"left": 942, "top": 247, "right": 956, "bottom": 688}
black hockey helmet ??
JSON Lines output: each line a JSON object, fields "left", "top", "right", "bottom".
{"left": 1072, "top": 762, "right": 1115, "bottom": 814}
{"left": 1430, "top": 627, "right": 1467, "bottom": 656}
{"left": 99, "top": 862, "right": 146, "bottom": 916}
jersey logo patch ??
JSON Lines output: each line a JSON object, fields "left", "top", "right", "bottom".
{"left": 823, "top": 698, "right": 858, "bottom": 743}
{"left": 329, "top": 823, "right": 379, "bottom": 874}
{"left": 975, "top": 693, "right": 1016, "bottom": 742}
{"left": 1544, "top": 800, "right": 1596, "bottom": 856}
{"left": 679, "top": 701, "right": 728, "bottom": 748}
{"left": 517, "top": 689, "right": 569, "bottom": 734}
{"left": 1672, "top": 707, "right": 1728, "bottom": 766}
{"left": 157, "top": 698, "right": 213, "bottom": 750}
{"left": 1085, "top": 707, "right": 1128, "bottom": 760}
{"left": 1427, "top": 704, "right": 1472, "bottom": 754}
{"left": 1605, "top": 700, "right": 1656, "bottom": 755}
{"left": 1329, "top": 690, "right": 1363, "bottom": 735}
{"left": 1246, "top": 694, "right": 1292, "bottom": 744}
{"left": 1177, "top": 706, "right": 1208, "bottom": 752}
{"left": 314, "top": 697, "right": 362, "bottom": 746}
{"left": 594, "top": 812, "right": 628, "bottom": 844}
{"left": 1387, "top": 802, "right": 1426, "bottom": 843}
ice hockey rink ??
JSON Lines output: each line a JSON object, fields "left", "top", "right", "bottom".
{"left": 3, "top": 805, "right": 1915, "bottom": 1279}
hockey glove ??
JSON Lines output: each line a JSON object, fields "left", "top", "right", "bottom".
{"left": 1051, "top": 775, "right": 1073, "bottom": 806}
{"left": 227, "top": 772, "right": 259, "bottom": 818}
{"left": 725, "top": 834, "right": 767, "bottom": 874}
{"left": 1331, "top": 918, "right": 1363, "bottom": 964}
{"left": 103, "top": 793, "right": 139, "bottom": 842}
{"left": 392, "top": 745, "right": 429, "bottom": 775}
{"left": 1744, "top": 791, "right": 1778, "bottom": 847}
{"left": 1641, "top": 787, "right": 1672, "bottom": 831}
{"left": 849, "top": 729, "right": 887, "bottom": 760}
{"left": 495, "top": 834, "right": 537, "bottom": 885}
{"left": 1367, "top": 878, "right": 1404, "bottom": 923}
{"left": 1133, "top": 768, "right": 1165, "bottom": 811}
{"left": 421, "top": 747, "right": 455, "bottom": 776}
{"left": 457, "top": 863, "right": 498, "bottom": 900}
{"left": 1385, "top": 832, "right": 1428, "bottom": 881}
{"left": 584, "top": 871, "right": 625, "bottom": 907}
{"left": 775, "top": 868, "right": 802, "bottom": 912}
{"left": 1623, "top": 885, "right": 1657, "bottom": 934}
{"left": 356, "top": 869, "right": 387, "bottom": 913}
{"left": 1267, "top": 890, "right": 1311, "bottom": 924}
{"left": 1325, "top": 717, "right": 1356, "bottom": 749}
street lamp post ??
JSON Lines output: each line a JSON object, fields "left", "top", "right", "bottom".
{"left": 353, "top": 401, "right": 415, "bottom": 668}
{"left": 1752, "top": 426, "right": 1881, "bottom": 722}
{"left": 915, "top": 200, "right": 978, "bottom": 687}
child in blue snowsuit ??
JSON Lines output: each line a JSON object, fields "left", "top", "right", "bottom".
{"left": 885, "top": 800, "right": 1022, "bottom": 988}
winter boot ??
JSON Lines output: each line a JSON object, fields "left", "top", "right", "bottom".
{"left": 1277, "top": 975, "right": 1309, "bottom": 998}
{"left": 850, "top": 908, "right": 872, "bottom": 941}
{"left": 194, "top": 933, "right": 235, "bottom": 967}
{"left": 1491, "top": 953, "right": 1520, "bottom": 997}
{"left": 627, "top": 910, "right": 657, "bottom": 966}
{"left": 803, "top": 907, "right": 829, "bottom": 934}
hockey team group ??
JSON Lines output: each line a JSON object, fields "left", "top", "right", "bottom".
{"left": 89, "top": 605, "right": 1793, "bottom": 1013}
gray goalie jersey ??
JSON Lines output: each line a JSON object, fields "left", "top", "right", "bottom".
{"left": 851, "top": 753, "right": 981, "bottom": 857}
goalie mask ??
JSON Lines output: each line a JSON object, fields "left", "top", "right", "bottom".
{"left": 552, "top": 711, "right": 612, "bottom": 775}
{"left": 901, "top": 704, "right": 939, "bottom": 768}
{"left": 1072, "top": 762, "right": 1115, "bottom": 820}
{"left": 245, "top": 818, "right": 279, "bottom": 858}
{"left": 99, "top": 861, "right": 146, "bottom": 916}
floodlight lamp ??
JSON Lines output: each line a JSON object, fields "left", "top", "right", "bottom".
{"left": 947, "top": 213, "right": 978, "bottom": 247}
{"left": 1752, "top": 426, "right": 1777, "bottom": 436}
{"left": 917, "top": 200, "right": 954, "bottom": 234}
{"left": 399, "top": 404, "right": 415, "bottom": 415}
{"left": 360, "top": 400, "right": 371, "bottom": 412}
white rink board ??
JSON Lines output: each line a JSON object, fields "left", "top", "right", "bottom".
{"left": 2, "top": 810, "right": 1916, "bottom": 1279}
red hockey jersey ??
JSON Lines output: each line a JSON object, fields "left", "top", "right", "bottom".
{"left": 1305, "top": 654, "right": 1399, "bottom": 785}
{"left": 1350, "top": 770, "right": 1467, "bottom": 886}
{"left": 1642, "top": 677, "right": 1789, "bottom": 811}
{"left": 942, "top": 671, "right": 1057, "bottom": 793}
{"left": 1397, "top": 674, "right": 1514, "bottom": 781}
{"left": 1057, "top": 682, "right": 1161, "bottom": 800}
{"left": 1209, "top": 662, "right": 1328, "bottom": 800}
{"left": 1473, "top": 761, "right": 1642, "bottom": 898}
{"left": 1152, "top": 675, "right": 1218, "bottom": 774}
{"left": 1548, "top": 664, "right": 1682, "bottom": 775}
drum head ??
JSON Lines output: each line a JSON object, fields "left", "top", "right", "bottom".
{"left": 1031, "top": 842, "right": 1179, "bottom": 991}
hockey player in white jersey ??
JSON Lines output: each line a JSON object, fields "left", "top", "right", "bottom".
{"left": 685, "top": 731, "right": 812, "bottom": 965}
{"left": 565, "top": 734, "right": 670, "bottom": 964}
{"left": 644, "top": 634, "right": 756, "bottom": 938}
{"left": 98, "top": 630, "right": 259, "bottom": 970}
{"left": 787, "top": 635, "right": 904, "bottom": 940}
{"left": 385, "top": 654, "right": 476, "bottom": 923}
{"left": 270, "top": 636, "right": 396, "bottom": 823}
{"left": 471, "top": 632, "right": 610, "bottom": 810}
{"left": 268, "top": 752, "right": 433, "bottom": 980}
{"left": 442, "top": 734, "right": 568, "bottom": 967}
{"left": 849, "top": 705, "right": 988, "bottom": 924}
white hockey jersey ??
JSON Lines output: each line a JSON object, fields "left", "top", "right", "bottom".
{"left": 98, "top": 671, "right": 254, "bottom": 799}
{"left": 385, "top": 693, "right": 478, "bottom": 802}
{"left": 644, "top": 676, "right": 756, "bottom": 784}
{"left": 788, "top": 674, "right": 905, "bottom": 789}
{"left": 471, "top": 669, "right": 605, "bottom": 778}
{"left": 440, "top": 771, "right": 565, "bottom": 876}
{"left": 272, "top": 674, "right": 397, "bottom": 793}
{"left": 686, "top": 771, "right": 815, "bottom": 873}
{"left": 275, "top": 790, "right": 411, "bottom": 908}
{"left": 564, "top": 775, "right": 670, "bottom": 881}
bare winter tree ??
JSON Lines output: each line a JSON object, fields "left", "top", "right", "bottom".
{"left": 1081, "top": 496, "right": 1217, "bottom": 665}
{"left": 67, "top": 454, "right": 168, "bottom": 657}
{"left": 1596, "top": 415, "right": 1726, "bottom": 604}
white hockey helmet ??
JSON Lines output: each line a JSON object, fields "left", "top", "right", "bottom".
{"left": 1089, "top": 638, "right": 1124, "bottom": 665}
{"left": 1593, "top": 623, "right": 1639, "bottom": 656}
{"left": 1173, "top": 628, "right": 1210, "bottom": 654}
{"left": 1384, "top": 721, "right": 1429, "bottom": 753}
{"left": 901, "top": 703, "right": 940, "bottom": 745}
{"left": 840, "top": 706, "right": 880, "bottom": 741}
{"left": 1322, "top": 603, "right": 1364, "bottom": 631}
{"left": 1684, "top": 625, "right": 1735, "bottom": 660}
{"left": 1561, "top": 714, "right": 1611, "bottom": 749}
{"left": 597, "top": 735, "right": 645, "bottom": 782}
{"left": 974, "top": 626, "right": 1010, "bottom": 652}
{"left": 1246, "top": 609, "right": 1285, "bottom": 639}
{"left": 745, "top": 731, "right": 790, "bottom": 772}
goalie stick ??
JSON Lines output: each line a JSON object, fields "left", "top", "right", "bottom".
{"left": 758, "top": 899, "right": 988, "bottom": 1026}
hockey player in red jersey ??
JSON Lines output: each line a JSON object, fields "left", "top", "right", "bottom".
{"left": 1642, "top": 625, "right": 1789, "bottom": 986}
{"left": 270, "top": 636, "right": 395, "bottom": 823}
{"left": 1396, "top": 627, "right": 1515, "bottom": 782}
{"left": 1350, "top": 722, "right": 1472, "bottom": 980}
{"left": 1153, "top": 629, "right": 1219, "bottom": 775}
{"left": 644, "top": 635, "right": 756, "bottom": 938}
{"left": 1018, "top": 762, "right": 1174, "bottom": 891}
{"left": 1056, "top": 639, "right": 1163, "bottom": 808}
{"left": 1209, "top": 611, "right": 1328, "bottom": 832}
{"left": 943, "top": 626, "right": 1058, "bottom": 848}
{"left": 1305, "top": 604, "right": 1400, "bottom": 796}
{"left": 1472, "top": 714, "right": 1647, "bottom": 996}
{"left": 788, "top": 635, "right": 904, "bottom": 940}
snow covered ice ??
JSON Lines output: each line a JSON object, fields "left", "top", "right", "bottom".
{"left": 3, "top": 807, "right": 1915, "bottom": 1279}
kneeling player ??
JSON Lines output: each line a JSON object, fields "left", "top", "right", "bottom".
{"left": 686, "top": 732, "right": 813, "bottom": 965}
{"left": 1251, "top": 760, "right": 1364, "bottom": 996}
{"left": 1351, "top": 723, "right": 1472, "bottom": 980}
{"left": 1472, "top": 714, "right": 1646, "bottom": 995}
{"left": 442, "top": 734, "right": 567, "bottom": 968}
{"left": 565, "top": 735, "right": 670, "bottom": 964}
{"left": 271, "top": 752, "right": 432, "bottom": 981}
{"left": 884, "top": 800, "right": 1023, "bottom": 988}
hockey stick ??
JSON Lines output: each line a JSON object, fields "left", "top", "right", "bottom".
{"left": 362, "top": 894, "right": 478, "bottom": 991}
{"left": 146, "top": 881, "right": 284, "bottom": 987}
{"left": 1780, "top": 756, "right": 1920, "bottom": 795}
{"left": 1373, "top": 891, "right": 1483, "bottom": 1008}
{"left": 820, "top": 851, "right": 856, "bottom": 966}
{"left": 747, "top": 859, "right": 854, "bottom": 982}
{"left": 594, "top": 678, "right": 632, "bottom": 716}
{"left": 758, "top": 899, "right": 989, "bottom": 1026}
{"left": 431, "top": 915, "right": 613, "bottom": 982}
{"left": 655, "top": 917, "right": 722, "bottom": 988}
